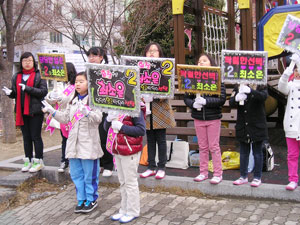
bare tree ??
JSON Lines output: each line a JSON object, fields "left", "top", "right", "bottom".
{"left": 0, "top": 0, "right": 46, "bottom": 143}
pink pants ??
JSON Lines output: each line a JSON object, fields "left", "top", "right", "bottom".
{"left": 194, "top": 119, "right": 223, "bottom": 177}
{"left": 286, "top": 137, "right": 300, "bottom": 182}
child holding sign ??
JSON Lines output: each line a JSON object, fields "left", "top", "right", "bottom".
{"left": 45, "top": 62, "right": 77, "bottom": 172}
{"left": 229, "top": 83, "right": 268, "bottom": 187}
{"left": 42, "top": 72, "right": 103, "bottom": 213}
{"left": 139, "top": 43, "right": 176, "bottom": 180}
{"left": 278, "top": 53, "right": 300, "bottom": 191}
{"left": 104, "top": 106, "right": 146, "bottom": 223}
{"left": 184, "top": 53, "right": 226, "bottom": 184}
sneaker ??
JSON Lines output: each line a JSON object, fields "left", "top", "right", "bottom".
{"left": 29, "top": 158, "right": 44, "bottom": 173}
{"left": 74, "top": 200, "right": 85, "bottom": 213}
{"left": 111, "top": 213, "right": 124, "bottom": 221}
{"left": 193, "top": 174, "right": 208, "bottom": 182}
{"left": 102, "top": 169, "right": 113, "bottom": 177}
{"left": 210, "top": 176, "right": 222, "bottom": 184}
{"left": 58, "top": 162, "right": 68, "bottom": 173}
{"left": 21, "top": 158, "right": 32, "bottom": 172}
{"left": 155, "top": 170, "right": 165, "bottom": 179}
{"left": 286, "top": 182, "right": 298, "bottom": 191}
{"left": 233, "top": 177, "right": 248, "bottom": 185}
{"left": 81, "top": 200, "right": 98, "bottom": 213}
{"left": 119, "top": 215, "right": 137, "bottom": 224}
{"left": 251, "top": 179, "right": 262, "bottom": 187}
{"left": 140, "top": 169, "right": 156, "bottom": 178}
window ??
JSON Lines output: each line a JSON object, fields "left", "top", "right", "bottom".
{"left": 50, "top": 32, "right": 62, "bottom": 43}
{"left": 73, "top": 33, "right": 89, "bottom": 46}
{"left": 72, "top": 10, "right": 86, "bottom": 20}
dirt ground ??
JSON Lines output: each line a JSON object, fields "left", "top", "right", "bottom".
{"left": 0, "top": 128, "right": 62, "bottom": 161}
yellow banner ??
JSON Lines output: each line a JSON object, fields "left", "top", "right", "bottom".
{"left": 172, "top": 0, "right": 184, "bottom": 15}
{"left": 238, "top": 0, "right": 250, "bottom": 9}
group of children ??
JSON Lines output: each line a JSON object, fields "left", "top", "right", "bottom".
{"left": 2, "top": 44, "right": 300, "bottom": 223}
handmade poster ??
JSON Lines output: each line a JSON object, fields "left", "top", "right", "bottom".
{"left": 177, "top": 64, "right": 221, "bottom": 96}
{"left": 277, "top": 14, "right": 300, "bottom": 55}
{"left": 121, "top": 56, "right": 175, "bottom": 99}
{"left": 221, "top": 50, "right": 268, "bottom": 84}
{"left": 37, "top": 53, "right": 67, "bottom": 82}
{"left": 86, "top": 63, "right": 140, "bottom": 117}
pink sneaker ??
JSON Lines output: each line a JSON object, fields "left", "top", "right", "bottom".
{"left": 286, "top": 182, "right": 298, "bottom": 191}
{"left": 155, "top": 170, "right": 165, "bottom": 179}
{"left": 140, "top": 169, "right": 156, "bottom": 178}
{"left": 233, "top": 177, "right": 248, "bottom": 185}
{"left": 193, "top": 174, "right": 208, "bottom": 182}
{"left": 250, "top": 179, "right": 262, "bottom": 187}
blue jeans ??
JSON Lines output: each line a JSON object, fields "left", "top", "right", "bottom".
{"left": 239, "top": 141, "right": 263, "bottom": 180}
{"left": 146, "top": 129, "right": 167, "bottom": 170}
{"left": 69, "top": 158, "right": 100, "bottom": 202}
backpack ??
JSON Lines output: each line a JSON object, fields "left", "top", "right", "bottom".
{"left": 262, "top": 141, "right": 274, "bottom": 171}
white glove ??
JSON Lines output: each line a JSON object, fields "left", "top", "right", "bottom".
{"left": 239, "top": 85, "right": 251, "bottom": 94}
{"left": 291, "top": 53, "right": 300, "bottom": 64}
{"left": 195, "top": 96, "right": 206, "bottom": 105}
{"left": 2, "top": 86, "right": 12, "bottom": 96}
{"left": 142, "top": 94, "right": 153, "bottom": 103}
{"left": 41, "top": 100, "right": 56, "bottom": 114}
{"left": 112, "top": 120, "right": 123, "bottom": 131}
{"left": 235, "top": 93, "right": 247, "bottom": 102}
{"left": 49, "top": 90, "right": 62, "bottom": 101}
{"left": 107, "top": 111, "right": 119, "bottom": 122}
{"left": 283, "top": 66, "right": 294, "bottom": 77}
{"left": 193, "top": 101, "right": 203, "bottom": 109}
{"left": 78, "top": 100, "right": 90, "bottom": 116}
{"left": 19, "top": 83, "right": 25, "bottom": 91}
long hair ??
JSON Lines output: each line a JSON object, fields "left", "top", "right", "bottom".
{"left": 66, "top": 62, "right": 77, "bottom": 85}
{"left": 19, "top": 52, "right": 38, "bottom": 71}
{"left": 143, "top": 42, "right": 164, "bottom": 58}
{"left": 87, "top": 47, "right": 108, "bottom": 64}
{"left": 197, "top": 53, "right": 217, "bottom": 66}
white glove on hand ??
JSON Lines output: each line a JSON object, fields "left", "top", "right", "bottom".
{"left": 193, "top": 101, "right": 203, "bottom": 109}
{"left": 19, "top": 83, "right": 26, "bottom": 91}
{"left": 107, "top": 111, "right": 119, "bottom": 122}
{"left": 112, "top": 120, "right": 123, "bottom": 131}
{"left": 195, "top": 96, "right": 206, "bottom": 105}
{"left": 235, "top": 93, "right": 247, "bottom": 102}
{"left": 291, "top": 53, "right": 300, "bottom": 64}
{"left": 2, "top": 86, "right": 12, "bottom": 96}
{"left": 283, "top": 66, "right": 294, "bottom": 77}
{"left": 41, "top": 100, "right": 56, "bottom": 114}
{"left": 239, "top": 85, "right": 251, "bottom": 94}
{"left": 49, "top": 90, "right": 62, "bottom": 101}
{"left": 78, "top": 100, "right": 90, "bottom": 116}
{"left": 142, "top": 94, "right": 153, "bottom": 103}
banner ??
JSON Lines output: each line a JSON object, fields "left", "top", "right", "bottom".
{"left": 121, "top": 56, "right": 175, "bottom": 99}
{"left": 221, "top": 50, "right": 268, "bottom": 85}
{"left": 37, "top": 53, "right": 67, "bottom": 82}
{"left": 277, "top": 14, "right": 300, "bottom": 55}
{"left": 86, "top": 63, "right": 141, "bottom": 117}
{"left": 177, "top": 65, "right": 221, "bottom": 96}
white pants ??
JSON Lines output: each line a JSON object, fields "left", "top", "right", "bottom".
{"left": 115, "top": 152, "right": 140, "bottom": 217}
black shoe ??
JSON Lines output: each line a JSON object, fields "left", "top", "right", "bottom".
{"left": 81, "top": 200, "right": 98, "bottom": 213}
{"left": 74, "top": 200, "right": 85, "bottom": 213}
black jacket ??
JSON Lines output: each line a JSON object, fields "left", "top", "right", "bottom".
{"left": 9, "top": 70, "right": 48, "bottom": 115}
{"left": 184, "top": 83, "right": 226, "bottom": 121}
{"left": 229, "top": 84, "right": 268, "bottom": 143}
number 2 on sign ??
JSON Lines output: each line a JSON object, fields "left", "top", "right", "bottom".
{"left": 125, "top": 69, "right": 137, "bottom": 86}
{"left": 285, "top": 32, "right": 294, "bottom": 45}
{"left": 161, "top": 60, "right": 173, "bottom": 75}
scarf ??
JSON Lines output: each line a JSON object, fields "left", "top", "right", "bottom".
{"left": 15, "top": 68, "right": 36, "bottom": 126}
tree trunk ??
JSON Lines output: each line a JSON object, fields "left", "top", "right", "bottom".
{"left": 1, "top": 0, "right": 16, "bottom": 143}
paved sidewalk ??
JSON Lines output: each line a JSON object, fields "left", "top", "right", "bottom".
{"left": 0, "top": 183, "right": 300, "bottom": 225}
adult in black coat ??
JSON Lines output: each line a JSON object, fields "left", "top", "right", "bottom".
{"left": 229, "top": 84, "right": 268, "bottom": 187}
{"left": 2, "top": 52, "right": 48, "bottom": 173}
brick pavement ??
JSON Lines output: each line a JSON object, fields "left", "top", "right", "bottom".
{"left": 0, "top": 184, "right": 300, "bottom": 225}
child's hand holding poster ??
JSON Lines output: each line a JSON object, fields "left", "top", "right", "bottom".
{"left": 86, "top": 63, "right": 140, "bottom": 117}
{"left": 121, "top": 56, "right": 175, "bottom": 99}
